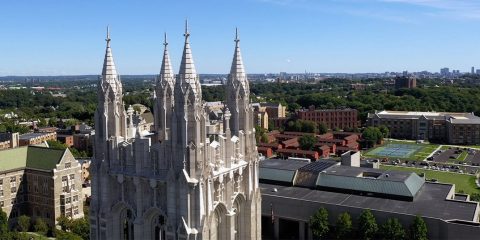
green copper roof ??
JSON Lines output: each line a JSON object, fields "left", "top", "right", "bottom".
{"left": 316, "top": 171, "right": 425, "bottom": 198}
{"left": 0, "top": 147, "right": 28, "bottom": 171}
{"left": 26, "top": 147, "right": 65, "bottom": 170}
{"left": 259, "top": 168, "right": 296, "bottom": 183}
{"left": 0, "top": 146, "right": 66, "bottom": 172}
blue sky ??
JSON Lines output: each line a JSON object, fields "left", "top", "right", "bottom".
{"left": 0, "top": 0, "right": 479, "bottom": 75}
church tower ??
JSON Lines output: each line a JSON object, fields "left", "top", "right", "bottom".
{"left": 91, "top": 23, "right": 261, "bottom": 240}
{"left": 226, "top": 28, "right": 251, "bottom": 136}
{"left": 154, "top": 33, "right": 175, "bottom": 142}
{"left": 171, "top": 20, "right": 207, "bottom": 174}
{"left": 94, "top": 26, "right": 128, "bottom": 146}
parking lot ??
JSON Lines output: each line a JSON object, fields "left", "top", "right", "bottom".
{"left": 428, "top": 147, "right": 480, "bottom": 166}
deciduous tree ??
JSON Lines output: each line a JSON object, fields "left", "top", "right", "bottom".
{"left": 309, "top": 208, "right": 329, "bottom": 239}
{"left": 335, "top": 212, "right": 352, "bottom": 239}
{"left": 358, "top": 209, "right": 378, "bottom": 240}
{"left": 409, "top": 216, "right": 427, "bottom": 240}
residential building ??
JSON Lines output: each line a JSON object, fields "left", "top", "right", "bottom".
{"left": 19, "top": 132, "right": 57, "bottom": 146}
{"left": 297, "top": 106, "right": 358, "bottom": 130}
{"left": 0, "top": 146, "right": 84, "bottom": 227}
{"left": 367, "top": 110, "right": 480, "bottom": 144}
{"left": 90, "top": 26, "right": 261, "bottom": 239}
{"left": 394, "top": 76, "right": 416, "bottom": 89}
{"left": 57, "top": 134, "right": 74, "bottom": 147}
{"left": 252, "top": 103, "right": 269, "bottom": 129}
{"left": 0, "top": 132, "right": 19, "bottom": 150}
{"left": 260, "top": 102, "right": 287, "bottom": 118}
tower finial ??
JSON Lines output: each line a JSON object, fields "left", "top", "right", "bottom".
{"left": 184, "top": 19, "right": 190, "bottom": 38}
{"left": 164, "top": 32, "right": 168, "bottom": 46}
{"left": 235, "top": 27, "right": 239, "bottom": 43}
{"left": 106, "top": 25, "right": 111, "bottom": 44}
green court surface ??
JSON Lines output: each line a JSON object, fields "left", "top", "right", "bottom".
{"left": 364, "top": 142, "right": 438, "bottom": 161}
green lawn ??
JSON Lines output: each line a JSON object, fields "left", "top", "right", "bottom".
{"left": 457, "top": 151, "right": 469, "bottom": 161}
{"left": 381, "top": 165, "right": 480, "bottom": 196}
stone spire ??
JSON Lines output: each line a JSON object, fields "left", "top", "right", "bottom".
{"left": 176, "top": 19, "right": 201, "bottom": 97}
{"left": 94, "top": 26, "right": 128, "bottom": 157}
{"left": 101, "top": 26, "right": 121, "bottom": 95}
{"left": 230, "top": 28, "right": 247, "bottom": 81}
{"left": 226, "top": 28, "right": 250, "bottom": 135}
{"left": 154, "top": 32, "right": 175, "bottom": 141}
{"left": 159, "top": 32, "right": 174, "bottom": 83}
{"left": 172, "top": 20, "right": 205, "bottom": 175}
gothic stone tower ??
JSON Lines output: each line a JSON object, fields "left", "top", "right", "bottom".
{"left": 90, "top": 23, "right": 261, "bottom": 240}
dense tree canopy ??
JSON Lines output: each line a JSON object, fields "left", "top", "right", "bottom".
{"left": 299, "top": 135, "right": 317, "bottom": 151}
{"left": 309, "top": 208, "right": 329, "bottom": 238}
{"left": 335, "top": 212, "right": 352, "bottom": 239}
{"left": 379, "top": 218, "right": 406, "bottom": 240}
{"left": 3, "top": 78, "right": 480, "bottom": 133}
{"left": 358, "top": 209, "right": 378, "bottom": 240}
{"left": 362, "top": 127, "right": 384, "bottom": 148}
{"left": 410, "top": 216, "right": 428, "bottom": 240}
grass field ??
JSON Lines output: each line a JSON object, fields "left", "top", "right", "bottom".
{"left": 363, "top": 141, "right": 439, "bottom": 161}
{"left": 381, "top": 165, "right": 480, "bottom": 195}
{"left": 457, "top": 151, "right": 469, "bottom": 161}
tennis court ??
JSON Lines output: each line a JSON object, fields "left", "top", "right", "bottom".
{"left": 367, "top": 143, "right": 423, "bottom": 158}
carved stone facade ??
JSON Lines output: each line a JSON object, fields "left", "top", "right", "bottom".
{"left": 90, "top": 24, "right": 261, "bottom": 240}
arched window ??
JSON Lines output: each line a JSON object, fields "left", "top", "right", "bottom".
{"left": 123, "top": 209, "right": 134, "bottom": 240}
{"left": 210, "top": 205, "right": 227, "bottom": 240}
{"left": 233, "top": 196, "right": 246, "bottom": 240}
{"left": 153, "top": 215, "right": 166, "bottom": 240}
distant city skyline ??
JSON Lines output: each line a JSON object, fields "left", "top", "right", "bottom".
{"left": 1, "top": 0, "right": 480, "bottom": 76}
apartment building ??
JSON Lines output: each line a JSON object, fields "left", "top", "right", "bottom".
{"left": 19, "top": 132, "right": 57, "bottom": 146}
{"left": 0, "top": 146, "right": 83, "bottom": 227}
{"left": 297, "top": 106, "right": 358, "bottom": 130}
{"left": 367, "top": 110, "right": 480, "bottom": 144}
{"left": 260, "top": 102, "right": 287, "bottom": 118}
{"left": 252, "top": 103, "right": 269, "bottom": 129}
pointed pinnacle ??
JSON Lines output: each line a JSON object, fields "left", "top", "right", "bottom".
{"left": 184, "top": 19, "right": 190, "bottom": 38}
{"left": 235, "top": 27, "right": 239, "bottom": 43}
{"left": 164, "top": 32, "right": 168, "bottom": 46}
{"left": 106, "top": 25, "right": 111, "bottom": 43}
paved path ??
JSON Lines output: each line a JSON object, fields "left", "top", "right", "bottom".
{"left": 423, "top": 145, "right": 443, "bottom": 161}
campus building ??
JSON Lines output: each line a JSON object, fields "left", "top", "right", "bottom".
{"left": 297, "top": 106, "right": 358, "bottom": 130}
{"left": 252, "top": 103, "right": 269, "bottom": 130}
{"left": 259, "top": 159, "right": 480, "bottom": 240}
{"left": 368, "top": 110, "right": 480, "bottom": 145}
{"left": 0, "top": 146, "right": 84, "bottom": 227}
{"left": 90, "top": 25, "right": 261, "bottom": 240}
{"left": 19, "top": 132, "right": 57, "bottom": 146}
{"left": 260, "top": 102, "right": 287, "bottom": 119}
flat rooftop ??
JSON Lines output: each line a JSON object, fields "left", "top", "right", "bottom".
{"left": 260, "top": 159, "right": 310, "bottom": 171}
{"left": 19, "top": 132, "right": 54, "bottom": 140}
{"left": 323, "top": 165, "right": 411, "bottom": 182}
{"left": 260, "top": 182, "right": 479, "bottom": 222}
{"left": 376, "top": 110, "right": 472, "bottom": 117}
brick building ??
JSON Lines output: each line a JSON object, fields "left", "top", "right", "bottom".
{"left": 395, "top": 76, "right": 417, "bottom": 89}
{"left": 297, "top": 106, "right": 358, "bottom": 130}
{"left": 19, "top": 132, "right": 57, "bottom": 146}
{"left": 57, "top": 135, "right": 74, "bottom": 147}
{"left": 0, "top": 133, "right": 19, "bottom": 150}
{"left": 367, "top": 110, "right": 480, "bottom": 144}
